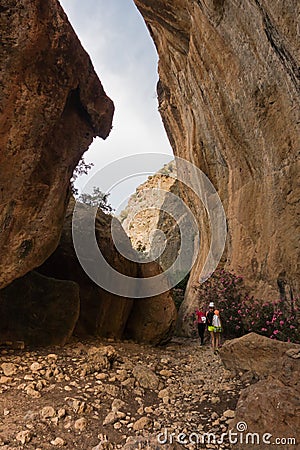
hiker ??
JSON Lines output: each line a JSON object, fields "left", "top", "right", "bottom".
{"left": 212, "top": 309, "right": 222, "bottom": 353}
{"left": 206, "top": 302, "right": 215, "bottom": 347}
{"left": 195, "top": 308, "right": 206, "bottom": 345}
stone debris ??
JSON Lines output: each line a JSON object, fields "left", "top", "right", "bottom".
{"left": 0, "top": 338, "right": 245, "bottom": 449}
{"left": 1, "top": 363, "right": 17, "bottom": 377}
{"left": 51, "top": 437, "right": 65, "bottom": 446}
{"left": 16, "top": 430, "right": 32, "bottom": 444}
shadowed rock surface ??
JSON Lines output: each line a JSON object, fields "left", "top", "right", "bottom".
{"left": 39, "top": 200, "right": 137, "bottom": 340}
{"left": 0, "top": 271, "right": 80, "bottom": 346}
{"left": 125, "top": 262, "right": 177, "bottom": 345}
{"left": 39, "top": 200, "right": 177, "bottom": 344}
{"left": 0, "top": 0, "right": 114, "bottom": 289}
{"left": 134, "top": 0, "right": 300, "bottom": 306}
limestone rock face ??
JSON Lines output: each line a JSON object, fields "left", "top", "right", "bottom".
{"left": 134, "top": 0, "right": 300, "bottom": 304}
{"left": 219, "top": 333, "right": 300, "bottom": 449}
{"left": 0, "top": 271, "right": 80, "bottom": 346}
{"left": 0, "top": 0, "right": 114, "bottom": 289}
{"left": 120, "top": 161, "right": 197, "bottom": 281}
{"left": 121, "top": 162, "right": 178, "bottom": 264}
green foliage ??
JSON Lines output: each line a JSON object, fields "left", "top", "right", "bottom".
{"left": 78, "top": 187, "right": 114, "bottom": 214}
{"left": 71, "top": 157, "right": 94, "bottom": 196}
{"left": 193, "top": 268, "right": 300, "bottom": 343}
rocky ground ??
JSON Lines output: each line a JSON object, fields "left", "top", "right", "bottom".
{"left": 0, "top": 337, "right": 247, "bottom": 449}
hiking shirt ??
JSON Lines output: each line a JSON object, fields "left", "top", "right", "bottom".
{"left": 206, "top": 310, "right": 214, "bottom": 326}
{"left": 196, "top": 310, "right": 206, "bottom": 324}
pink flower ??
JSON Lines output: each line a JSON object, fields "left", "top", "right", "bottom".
{"left": 273, "top": 330, "right": 279, "bottom": 335}
{"left": 261, "top": 328, "right": 267, "bottom": 332}
{"left": 290, "top": 325, "right": 295, "bottom": 329}
{"left": 279, "top": 320, "right": 284, "bottom": 326}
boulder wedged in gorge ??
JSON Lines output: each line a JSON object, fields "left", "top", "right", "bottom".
{"left": 219, "top": 333, "right": 300, "bottom": 449}
{"left": 134, "top": 0, "right": 300, "bottom": 305}
{"left": 125, "top": 262, "right": 177, "bottom": 345}
{"left": 0, "top": 271, "right": 80, "bottom": 346}
{"left": 39, "top": 200, "right": 177, "bottom": 344}
{"left": 39, "top": 200, "right": 137, "bottom": 339}
{"left": 0, "top": 0, "right": 114, "bottom": 289}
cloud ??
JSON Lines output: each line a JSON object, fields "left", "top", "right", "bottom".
{"left": 59, "top": 0, "right": 173, "bottom": 207}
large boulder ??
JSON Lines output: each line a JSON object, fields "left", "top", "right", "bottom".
{"left": 219, "top": 332, "right": 299, "bottom": 377}
{"left": 39, "top": 200, "right": 177, "bottom": 344}
{"left": 229, "top": 377, "right": 299, "bottom": 450}
{"left": 39, "top": 200, "right": 137, "bottom": 339}
{"left": 219, "top": 333, "right": 300, "bottom": 449}
{"left": 0, "top": 271, "right": 80, "bottom": 346}
{"left": 134, "top": 0, "right": 300, "bottom": 309}
{"left": 125, "top": 262, "right": 177, "bottom": 345}
{"left": 0, "top": 0, "right": 114, "bottom": 289}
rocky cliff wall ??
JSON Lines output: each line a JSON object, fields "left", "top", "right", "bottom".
{"left": 120, "top": 161, "right": 181, "bottom": 271}
{"left": 134, "top": 0, "right": 300, "bottom": 306}
{"left": 0, "top": 0, "right": 114, "bottom": 289}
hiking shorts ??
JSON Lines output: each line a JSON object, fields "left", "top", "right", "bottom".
{"left": 208, "top": 326, "right": 214, "bottom": 332}
{"left": 214, "top": 326, "right": 222, "bottom": 333}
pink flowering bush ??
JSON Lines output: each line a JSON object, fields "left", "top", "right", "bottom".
{"left": 193, "top": 269, "right": 299, "bottom": 343}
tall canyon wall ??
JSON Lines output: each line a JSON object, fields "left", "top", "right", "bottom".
{"left": 134, "top": 0, "right": 300, "bottom": 305}
{"left": 0, "top": 0, "right": 114, "bottom": 289}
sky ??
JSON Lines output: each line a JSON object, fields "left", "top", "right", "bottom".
{"left": 59, "top": 0, "right": 173, "bottom": 211}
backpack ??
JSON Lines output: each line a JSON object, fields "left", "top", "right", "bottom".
{"left": 212, "top": 314, "right": 221, "bottom": 328}
{"left": 206, "top": 311, "right": 214, "bottom": 326}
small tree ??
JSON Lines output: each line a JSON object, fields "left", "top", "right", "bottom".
{"left": 79, "top": 186, "right": 114, "bottom": 214}
{"left": 71, "top": 157, "right": 94, "bottom": 196}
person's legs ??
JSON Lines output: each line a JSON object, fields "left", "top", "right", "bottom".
{"left": 215, "top": 332, "right": 220, "bottom": 348}
{"left": 210, "top": 330, "right": 215, "bottom": 349}
{"left": 197, "top": 323, "right": 202, "bottom": 343}
{"left": 199, "top": 324, "right": 205, "bottom": 345}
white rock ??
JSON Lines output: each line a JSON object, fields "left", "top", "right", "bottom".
{"left": 111, "top": 398, "right": 125, "bottom": 412}
{"left": 30, "top": 362, "right": 42, "bottom": 372}
{"left": 103, "top": 411, "right": 118, "bottom": 426}
{"left": 223, "top": 409, "right": 235, "bottom": 419}
{"left": 132, "top": 416, "right": 151, "bottom": 431}
{"left": 1, "top": 363, "right": 17, "bottom": 376}
{"left": 0, "top": 376, "right": 11, "bottom": 384}
{"left": 41, "top": 406, "right": 56, "bottom": 419}
{"left": 57, "top": 408, "right": 66, "bottom": 419}
{"left": 158, "top": 388, "right": 169, "bottom": 398}
{"left": 50, "top": 437, "right": 65, "bottom": 446}
{"left": 25, "top": 387, "right": 41, "bottom": 398}
{"left": 74, "top": 417, "right": 87, "bottom": 432}
{"left": 16, "top": 430, "right": 31, "bottom": 445}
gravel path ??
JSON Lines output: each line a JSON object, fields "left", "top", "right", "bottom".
{"left": 0, "top": 337, "right": 246, "bottom": 449}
